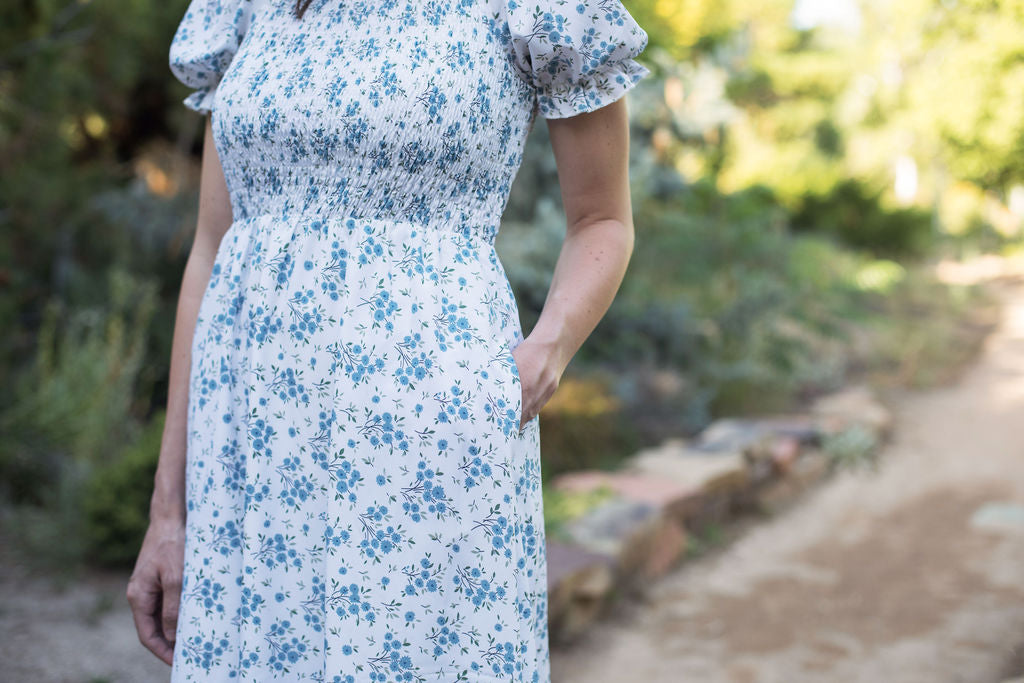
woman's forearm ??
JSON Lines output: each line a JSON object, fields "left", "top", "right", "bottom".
{"left": 529, "top": 216, "right": 635, "bottom": 375}
{"left": 149, "top": 241, "right": 219, "bottom": 523}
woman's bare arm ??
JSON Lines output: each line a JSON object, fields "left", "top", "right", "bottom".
{"left": 513, "top": 97, "right": 636, "bottom": 427}
{"left": 149, "top": 118, "right": 233, "bottom": 521}
{"left": 127, "top": 116, "right": 234, "bottom": 666}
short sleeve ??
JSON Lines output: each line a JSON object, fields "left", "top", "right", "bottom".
{"left": 168, "top": 0, "right": 254, "bottom": 115}
{"left": 506, "top": 0, "right": 652, "bottom": 119}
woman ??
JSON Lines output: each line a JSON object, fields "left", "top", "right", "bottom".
{"left": 127, "top": 0, "right": 650, "bottom": 679}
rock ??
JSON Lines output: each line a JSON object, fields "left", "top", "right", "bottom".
{"left": 754, "top": 449, "right": 831, "bottom": 514}
{"left": 810, "top": 385, "right": 892, "bottom": 440}
{"left": 691, "top": 418, "right": 768, "bottom": 454}
{"left": 794, "top": 449, "right": 830, "bottom": 484}
{"left": 694, "top": 415, "right": 822, "bottom": 453}
{"left": 742, "top": 434, "right": 802, "bottom": 479}
{"left": 689, "top": 417, "right": 818, "bottom": 493}
{"left": 618, "top": 446, "right": 749, "bottom": 532}
{"left": 769, "top": 435, "right": 801, "bottom": 475}
{"left": 637, "top": 514, "right": 689, "bottom": 579}
{"left": 545, "top": 540, "right": 616, "bottom": 644}
{"left": 558, "top": 496, "right": 688, "bottom": 587}
{"left": 546, "top": 539, "right": 615, "bottom": 594}
{"left": 623, "top": 443, "right": 751, "bottom": 503}
{"left": 618, "top": 440, "right": 753, "bottom": 530}
{"left": 560, "top": 497, "right": 659, "bottom": 558}
{"left": 550, "top": 469, "right": 694, "bottom": 509}
{"left": 754, "top": 415, "right": 823, "bottom": 444}
{"left": 744, "top": 450, "right": 776, "bottom": 489}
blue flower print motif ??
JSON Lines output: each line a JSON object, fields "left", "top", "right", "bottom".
{"left": 233, "top": 584, "right": 266, "bottom": 628}
{"left": 452, "top": 563, "right": 509, "bottom": 612}
{"left": 265, "top": 619, "right": 311, "bottom": 673}
{"left": 326, "top": 579, "right": 377, "bottom": 625}
{"left": 357, "top": 504, "right": 406, "bottom": 562}
{"left": 255, "top": 531, "right": 302, "bottom": 571}
{"left": 327, "top": 340, "right": 387, "bottom": 385}
{"left": 400, "top": 460, "right": 457, "bottom": 522}
{"left": 402, "top": 555, "right": 444, "bottom": 597}
{"left": 179, "top": 632, "right": 229, "bottom": 674}
{"left": 184, "top": 571, "right": 227, "bottom": 617}
{"left": 207, "top": 519, "right": 243, "bottom": 556}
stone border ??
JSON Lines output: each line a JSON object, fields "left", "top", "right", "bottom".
{"left": 544, "top": 384, "right": 893, "bottom": 644}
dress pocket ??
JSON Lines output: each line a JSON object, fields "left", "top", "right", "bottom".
{"left": 492, "top": 332, "right": 524, "bottom": 436}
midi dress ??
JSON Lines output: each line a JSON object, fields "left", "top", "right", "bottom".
{"left": 167, "top": 0, "right": 650, "bottom": 680}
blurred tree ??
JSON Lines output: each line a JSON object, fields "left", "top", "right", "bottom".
{"left": 904, "top": 0, "right": 1024, "bottom": 188}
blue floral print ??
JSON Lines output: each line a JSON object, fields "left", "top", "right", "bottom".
{"left": 167, "top": 0, "right": 649, "bottom": 680}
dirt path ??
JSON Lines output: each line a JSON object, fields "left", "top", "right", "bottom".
{"left": 0, "top": 562, "right": 171, "bottom": 682}
{"left": 551, "top": 272, "right": 1024, "bottom": 682}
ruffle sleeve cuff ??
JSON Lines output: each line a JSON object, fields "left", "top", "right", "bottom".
{"left": 169, "top": 0, "right": 254, "bottom": 116}
{"left": 507, "top": 0, "right": 652, "bottom": 119}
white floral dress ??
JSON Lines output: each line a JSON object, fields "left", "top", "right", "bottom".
{"left": 167, "top": 0, "right": 649, "bottom": 680}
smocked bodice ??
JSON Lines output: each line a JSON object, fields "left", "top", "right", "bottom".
{"left": 211, "top": 2, "right": 538, "bottom": 240}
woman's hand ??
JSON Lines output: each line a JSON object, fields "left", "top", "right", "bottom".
{"left": 126, "top": 517, "right": 187, "bottom": 666}
{"left": 512, "top": 336, "right": 563, "bottom": 430}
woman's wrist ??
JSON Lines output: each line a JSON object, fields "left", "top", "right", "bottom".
{"left": 149, "top": 497, "right": 186, "bottom": 525}
{"left": 150, "top": 474, "right": 186, "bottom": 524}
{"left": 528, "top": 317, "right": 575, "bottom": 378}
{"left": 149, "top": 426, "right": 188, "bottom": 524}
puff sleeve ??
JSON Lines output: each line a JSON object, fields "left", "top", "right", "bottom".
{"left": 507, "top": 0, "right": 652, "bottom": 119}
{"left": 168, "top": 0, "right": 254, "bottom": 115}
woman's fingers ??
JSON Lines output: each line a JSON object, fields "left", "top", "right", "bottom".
{"left": 127, "top": 570, "right": 175, "bottom": 666}
{"left": 161, "top": 563, "right": 183, "bottom": 648}
{"left": 127, "top": 522, "right": 186, "bottom": 667}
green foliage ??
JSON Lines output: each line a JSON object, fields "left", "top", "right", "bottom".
{"left": 623, "top": 0, "right": 742, "bottom": 59}
{"left": 0, "top": 268, "right": 158, "bottom": 568}
{"left": 844, "top": 267, "right": 998, "bottom": 389}
{"left": 0, "top": 268, "right": 157, "bottom": 494}
{"left": 0, "top": 0, "right": 198, "bottom": 389}
{"left": 907, "top": 0, "right": 1024, "bottom": 187}
{"left": 750, "top": 48, "right": 852, "bottom": 101}
{"left": 82, "top": 410, "right": 165, "bottom": 567}
{"left": 506, "top": 154, "right": 879, "bottom": 429}
{"left": 791, "top": 179, "right": 934, "bottom": 257}
{"left": 684, "top": 522, "right": 727, "bottom": 559}
{"left": 591, "top": 179, "right": 855, "bottom": 420}
{"left": 813, "top": 120, "right": 843, "bottom": 157}
{"left": 725, "top": 69, "right": 777, "bottom": 108}
{"left": 508, "top": 133, "right": 983, "bottom": 451}
{"left": 822, "top": 424, "right": 879, "bottom": 471}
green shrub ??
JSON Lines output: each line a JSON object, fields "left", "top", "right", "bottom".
{"left": 822, "top": 424, "right": 879, "bottom": 471}
{"left": 791, "top": 179, "right": 933, "bottom": 257}
{"left": 0, "top": 269, "right": 157, "bottom": 505}
{"left": 0, "top": 268, "right": 158, "bottom": 570}
{"left": 82, "top": 410, "right": 165, "bottom": 567}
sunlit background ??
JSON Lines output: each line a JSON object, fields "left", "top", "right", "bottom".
{"left": 2, "top": 0, "right": 1024, "bottom": 680}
